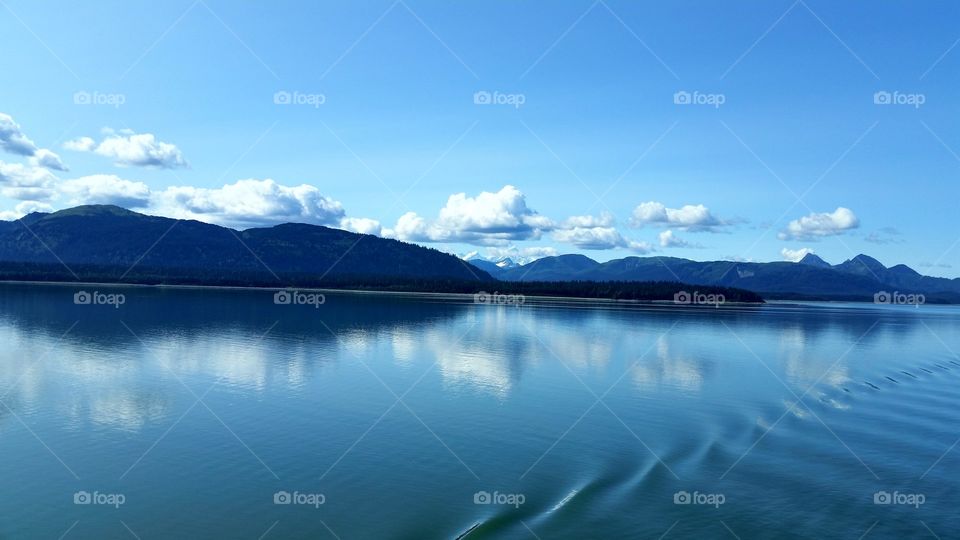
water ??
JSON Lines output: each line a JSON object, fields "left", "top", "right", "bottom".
{"left": 0, "top": 283, "right": 957, "bottom": 539}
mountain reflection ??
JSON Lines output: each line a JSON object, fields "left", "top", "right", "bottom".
{"left": 1, "top": 284, "right": 959, "bottom": 433}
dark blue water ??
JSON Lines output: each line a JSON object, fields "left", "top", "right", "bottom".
{"left": 0, "top": 283, "right": 957, "bottom": 539}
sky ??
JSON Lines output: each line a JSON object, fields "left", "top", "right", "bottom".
{"left": 1, "top": 0, "right": 958, "bottom": 274}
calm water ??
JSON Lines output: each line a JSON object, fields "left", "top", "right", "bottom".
{"left": 0, "top": 284, "right": 957, "bottom": 539}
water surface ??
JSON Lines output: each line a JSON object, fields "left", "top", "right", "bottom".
{"left": 0, "top": 284, "right": 957, "bottom": 538}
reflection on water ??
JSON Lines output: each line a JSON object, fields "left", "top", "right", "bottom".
{"left": 0, "top": 284, "right": 958, "bottom": 538}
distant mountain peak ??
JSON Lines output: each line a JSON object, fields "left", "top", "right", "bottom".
{"left": 846, "top": 253, "right": 887, "bottom": 271}
{"left": 47, "top": 204, "right": 141, "bottom": 219}
{"left": 799, "top": 253, "right": 830, "bottom": 267}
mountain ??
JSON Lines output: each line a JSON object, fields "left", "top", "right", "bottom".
{"left": 493, "top": 254, "right": 600, "bottom": 281}
{"left": 0, "top": 205, "right": 490, "bottom": 284}
{"left": 834, "top": 254, "right": 887, "bottom": 279}
{"left": 464, "top": 254, "right": 523, "bottom": 279}
{"left": 465, "top": 259, "right": 505, "bottom": 277}
{"left": 497, "top": 253, "right": 960, "bottom": 302}
{"left": 798, "top": 253, "right": 831, "bottom": 268}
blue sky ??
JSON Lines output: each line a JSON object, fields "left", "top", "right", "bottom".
{"left": 1, "top": 0, "right": 958, "bottom": 274}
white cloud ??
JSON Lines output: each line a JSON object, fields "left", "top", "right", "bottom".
{"left": 63, "top": 137, "right": 96, "bottom": 152}
{"left": 29, "top": 149, "right": 67, "bottom": 171}
{"left": 778, "top": 207, "right": 859, "bottom": 240}
{"left": 0, "top": 201, "right": 53, "bottom": 221}
{"left": 0, "top": 162, "right": 58, "bottom": 201}
{"left": 630, "top": 201, "right": 728, "bottom": 231}
{"left": 59, "top": 175, "right": 151, "bottom": 207}
{"left": 2, "top": 174, "right": 359, "bottom": 231}
{"left": 553, "top": 225, "right": 651, "bottom": 252}
{"left": 658, "top": 229, "right": 701, "bottom": 248}
{"left": 551, "top": 212, "right": 652, "bottom": 252}
{"left": 562, "top": 212, "right": 615, "bottom": 228}
{"left": 0, "top": 113, "right": 67, "bottom": 171}
{"left": 384, "top": 185, "right": 553, "bottom": 246}
{"left": 151, "top": 178, "right": 345, "bottom": 228}
{"left": 0, "top": 113, "right": 39, "bottom": 156}
{"left": 339, "top": 216, "right": 382, "bottom": 235}
{"left": 66, "top": 131, "right": 188, "bottom": 169}
{"left": 781, "top": 247, "right": 815, "bottom": 262}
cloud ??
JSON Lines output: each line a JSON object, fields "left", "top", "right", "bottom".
{"left": 0, "top": 113, "right": 39, "bottom": 156}
{"left": 550, "top": 212, "right": 650, "bottom": 252}
{"left": 151, "top": 178, "right": 345, "bottom": 228}
{"left": 66, "top": 130, "right": 188, "bottom": 169}
{"left": 0, "top": 113, "right": 67, "bottom": 171}
{"left": 778, "top": 207, "right": 859, "bottom": 240}
{"left": 339, "top": 216, "right": 382, "bottom": 236}
{"left": 29, "top": 149, "right": 67, "bottom": 171}
{"left": 59, "top": 174, "right": 152, "bottom": 207}
{"left": 630, "top": 201, "right": 729, "bottom": 232}
{"left": 554, "top": 227, "right": 652, "bottom": 252}
{"left": 384, "top": 185, "right": 553, "bottom": 246}
{"left": 781, "top": 247, "right": 815, "bottom": 262}
{"left": 0, "top": 162, "right": 58, "bottom": 201}
{"left": 658, "top": 230, "right": 701, "bottom": 248}
{"left": 64, "top": 137, "right": 96, "bottom": 152}
{"left": 0, "top": 201, "right": 53, "bottom": 221}
{"left": 864, "top": 227, "right": 903, "bottom": 245}
{"left": 2, "top": 173, "right": 356, "bottom": 231}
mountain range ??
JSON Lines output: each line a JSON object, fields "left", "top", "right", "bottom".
{"left": 468, "top": 252, "right": 960, "bottom": 302}
{"left": 0, "top": 205, "right": 951, "bottom": 303}
{"left": 0, "top": 205, "right": 489, "bottom": 284}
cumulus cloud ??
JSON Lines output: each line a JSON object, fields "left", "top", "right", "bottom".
{"left": 778, "top": 207, "right": 859, "bottom": 240}
{"left": 630, "top": 201, "right": 728, "bottom": 232}
{"left": 384, "top": 185, "right": 553, "bottom": 246}
{"left": 65, "top": 130, "right": 187, "bottom": 169}
{"left": 0, "top": 113, "right": 39, "bottom": 156}
{"left": 551, "top": 212, "right": 651, "bottom": 252}
{"left": 339, "top": 216, "right": 382, "bottom": 236}
{"left": 0, "top": 113, "right": 67, "bottom": 171}
{"left": 781, "top": 247, "right": 816, "bottom": 262}
{"left": 658, "top": 230, "right": 701, "bottom": 248}
{"left": 30, "top": 149, "right": 66, "bottom": 171}
{"left": 59, "top": 174, "right": 151, "bottom": 207}
{"left": 2, "top": 173, "right": 356, "bottom": 231}
{"left": 553, "top": 226, "right": 652, "bottom": 252}
{"left": 0, "top": 201, "right": 53, "bottom": 221}
{"left": 151, "top": 178, "right": 344, "bottom": 228}
{"left": 63, "top": 137, "right": 96, "bottom": 152}
{"left": 0, "top": 162, "right": 58, "bottom": 201}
